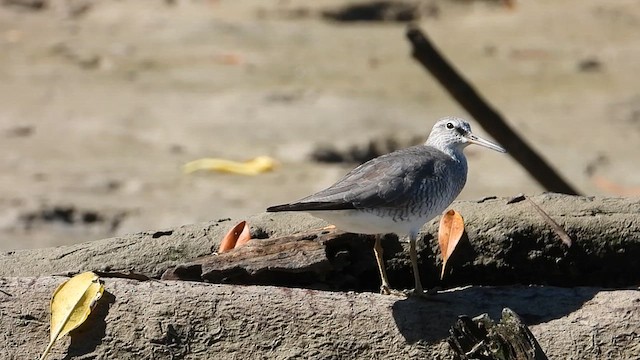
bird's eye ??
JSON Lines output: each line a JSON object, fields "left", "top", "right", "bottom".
{"left": 446, "top": 122, "right": 454, "bottom": 129}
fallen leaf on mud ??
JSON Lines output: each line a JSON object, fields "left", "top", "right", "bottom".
{"left": 502, "top": 0, "right": 517, "bottom": 10}
{"left": 438, "top": 209, "right": 465, "bottom": 280}
{"left": 219, "top": 221, "right": 251, "bottom": 253}
{"left": 39, "top": 272, "right": 104, "bottom": 360}
{"left": 183, "top": 156, "right": 277, "bottom": 176}
{"left": 590, "top": 174, "right": 640, "bottom": 197}
{"left": 213, "top": 52, "right": 244, "bottom": 65}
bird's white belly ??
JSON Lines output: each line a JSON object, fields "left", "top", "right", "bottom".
{"left": 309, "top": 209, "right": 440, "bottom": 236}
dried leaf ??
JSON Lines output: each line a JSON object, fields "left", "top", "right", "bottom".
{"left": 502, "top": 0, "right": 516, "bottom": 10}
{"left": 438, "top": 209, "right": 465, "bottom": 280}
{"left": 234, "top": 221, "right": 252, "bottom": 248}
{"left": 590, "top": 174, "right": 640, "bottom": 197}
{"left": 219, "top": 221, "right": 251, "bottom": 253}
{"left": 183, "top": 156, "right": 277, "bottom": 176}
{"left": 213, "top": 52, "right": 244, "bottom": 66}
{"left": 39, "top": 272, "right": 104, "bottom": 360}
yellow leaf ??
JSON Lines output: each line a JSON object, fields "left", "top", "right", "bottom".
{"left": 39, "top": 272, "right": 104, "bottom": 360}
{"left": 183, "top": 156, "right": 277, "bottom": 176}
{"left": 438, "top": 209, "right": 465, "bottom": 280}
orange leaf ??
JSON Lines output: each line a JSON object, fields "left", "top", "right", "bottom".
{"left": 234, "top": 222, "right": 252, "bottom": 249}
{"left": 219, "top": 221, "right": 249, "bottom": 253}
{"left": 213, "top": 53, "right": 244, "bottom": 66}
{"left": 438, "top": 209, "right": 465, "bottom": 280}
{"left": 591, "top": 174, "right": 640, "bottom": 197}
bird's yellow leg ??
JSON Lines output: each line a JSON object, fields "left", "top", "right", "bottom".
{"left": 373, "top": 235, "right": 405, "bottom": 296}
{"left": 408, "top": 233, "right": 426, "bottom": 297}
{"left": 373, "top": 235, "right": 391, "bottom": 294}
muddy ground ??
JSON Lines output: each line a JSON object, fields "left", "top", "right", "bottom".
{"left": 0, "top": 0, "right": 639, "bottom": 250}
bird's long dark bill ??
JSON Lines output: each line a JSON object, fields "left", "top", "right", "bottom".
{"left": 465, "top": 134, "right": 506, "bottom": 153}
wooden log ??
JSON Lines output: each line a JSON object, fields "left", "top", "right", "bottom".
{"left": 0, "top": 195, "right": 638, "bottom": 291}
{"left": 0, "top": 278, "right": 637, "bottom": 359}
{"left": 161, "top": 229, "right": 383, "bottom": 291}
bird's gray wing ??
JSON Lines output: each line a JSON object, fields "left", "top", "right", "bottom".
{"left": 267, "top": 146, "right": 450, "bottom": 212}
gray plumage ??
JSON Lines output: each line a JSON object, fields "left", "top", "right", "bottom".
{"left": 271, "top": 146, "right": 465, "bottom": 209}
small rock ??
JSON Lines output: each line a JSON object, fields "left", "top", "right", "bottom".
{"left": 578, "top": 58, "right": 603, "bottom": 72}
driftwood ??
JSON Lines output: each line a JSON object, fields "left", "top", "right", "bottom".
{"left": 161, "top": 192, "right": 640, "bottom": 291}
{"left": 161, "top": 229, "right": 345, "bottom": 286}
{"left": 2, "top": 195, "right": 637, "bottom": 291}
{"left": 0, "top": 278, "right": 638, "bottom": 359}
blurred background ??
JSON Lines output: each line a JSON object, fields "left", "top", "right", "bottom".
{"left": 0, "top": 0, "right": 638, "bottom": 250}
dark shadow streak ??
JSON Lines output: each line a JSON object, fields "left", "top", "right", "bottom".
{"left": 62, "top": 290, "right": 116, "bottom": 359}
{"left": 391, "top": 286, "right": 599, "bottom": 344}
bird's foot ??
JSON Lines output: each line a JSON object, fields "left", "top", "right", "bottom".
{"left": 380, "top": 285, "right": 406, "bottom": 297}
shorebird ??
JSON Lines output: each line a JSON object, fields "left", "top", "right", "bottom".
{"left": 267, "top": 117, "right": 506, "bottom": 295}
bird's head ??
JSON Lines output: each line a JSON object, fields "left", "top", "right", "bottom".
{"left": 426, "top": 117, "right": 506, "bottom": 154}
